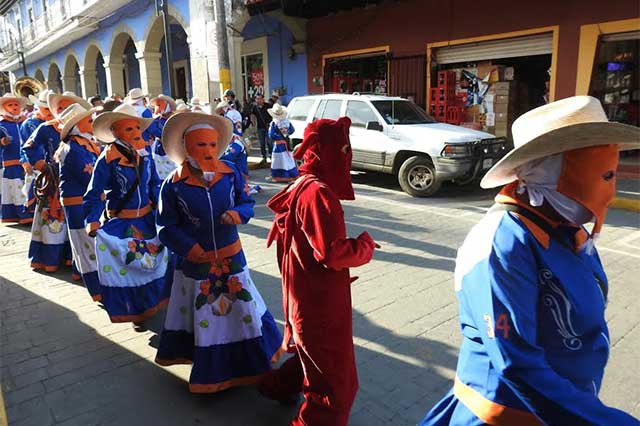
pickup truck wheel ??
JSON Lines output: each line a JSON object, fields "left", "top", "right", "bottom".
{"left": 398, "top": 156, "right": 441, "bottom": 197}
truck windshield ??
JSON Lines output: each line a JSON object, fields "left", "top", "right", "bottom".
{"left": 371, "top": 100, "right": 436, "bottom": 125}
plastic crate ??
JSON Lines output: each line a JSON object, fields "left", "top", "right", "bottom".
{"left": 446, "top": 106, "right": 463, "bottom": 125}
{"left": 437, "top": 70, "right": 456, "bottom": 88}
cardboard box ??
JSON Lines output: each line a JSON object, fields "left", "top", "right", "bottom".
{"left": 495, "top": 95, "right": 510, "bottom": 104}
{"left": 488, "top": 82, "right": 513, "bottom": 95}
{"left": 494, "top": 112, "right": 510, "bottom": 123}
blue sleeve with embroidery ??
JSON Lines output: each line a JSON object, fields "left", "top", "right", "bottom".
{"left": 148, "top": 156, "right": 162, "bottom": 206}
{"left": 268, "top": 122, "right": 279, "bottom": 140}
{"left": 156, "top": 181, "right": 198, "bottom": 257}
{"left": 461, "top": 235, "right": 636, "bottom": 425}
{"left": 288, "top": 122, "right": 295, "bottom": 135}
{"left": 83, "top": 152, "right": 109, "bottom": 226}
{"left": 147, "top": 118, "right": 163, "bottom": 140}
{"left": 63, "top": 145, "right": 91, "bottom": 189}
{"left": 226, "top": 165, "right": 254, "bottom": 224}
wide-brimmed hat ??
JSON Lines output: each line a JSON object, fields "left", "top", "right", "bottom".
{"left": 149, "top": 94, "right": 177, "bottom": 112}
{"left": 58, "top": 104, "right": 101, "bottom": 140}
{"left": 124, "top": 88, "right": 147, "bottom": 103}
{"left": 162, "top": 112, "right": 233, "bottom": 164}
{"left": 29, "top": 89, "right": 54, "bottom": 108}
{"left": 0, "top": 93, "right": 27, "bottom": 112}
{"left": 48, "top": 91, "right": 91, "bottom": 116}
{"left": 268, "top": 103, "right": 288, "bottom": 119}
{"left": 93, "top": 104, "right": 154, "bottom": 143}
{"left": 481, "top": 96, "right": 640, "bottom": 189}
{"left": 214, "top": 100, "right": 230, "bottom": 113}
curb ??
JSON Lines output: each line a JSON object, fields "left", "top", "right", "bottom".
{"left": 611, "top": 197, "right": 640, "bottom": 212}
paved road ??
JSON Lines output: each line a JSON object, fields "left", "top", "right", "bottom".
{"left": 1, "top": 168, "right": 639, "bottom": 426}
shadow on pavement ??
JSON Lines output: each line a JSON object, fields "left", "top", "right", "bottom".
{"left": 0, "top": 277, "right": 298, "bottom": 426}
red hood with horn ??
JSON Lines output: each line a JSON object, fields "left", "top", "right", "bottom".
{"left": 293, "top": 117, "right": 355, "bottom": 200}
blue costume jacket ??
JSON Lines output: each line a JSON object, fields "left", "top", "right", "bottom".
{"left": 22, "top": 121, "right": 60, "bottom": 170}
{"left": 421, "top": 183, "right": 637, "bottom": 426}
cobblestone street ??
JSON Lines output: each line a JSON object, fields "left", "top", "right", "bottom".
{"left": 2, "top": 169, "right": 639, "bottom": 425}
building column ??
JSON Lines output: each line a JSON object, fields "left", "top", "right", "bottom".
{"left": 79, "top": 66, "right": 97, "bottom": 99}
{"left": 103, "top": 56, "right": 125, "bottom": 97}
{"left": 136, "top": 52, "right": 163, "bottom": 97}
{"left": 62, "top": 76, "right": 77, "bottom": 94}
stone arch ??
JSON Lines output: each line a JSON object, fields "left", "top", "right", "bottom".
{"left": 83, "top": 44, "right": 108, "bottom": 99}
{"left": 47, "top": 62, "right": 62, "bottom": 93}
{"left": 142, "top": 14, "right": 191, "bottom": 99}
{"left": 63, "top": 52, "right": 82, "bottom": 95}
{"left": 107, "top": 29, "right": 140, "bottom": 97}
{"left": 34, "top": 68, "right": 45, "bottom": 83}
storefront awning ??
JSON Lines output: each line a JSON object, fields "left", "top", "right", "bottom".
{"left": 246, "top": 0, "right": 387, "bottom": 18}
{"left": 435, "top": 33, "right": 554, "bottom": 65}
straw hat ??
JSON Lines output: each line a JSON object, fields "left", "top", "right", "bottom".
{"left": 214, "top": 100, "right": 230, "bottom": 113}
{"left": 175, "top": 103, "right": 190, "bottom": 112}
{"left": 189, "top": 97, "right": 201, "bottom": 106}
{"left": 29, "top": 89, "right": 54, "bottom": 108}
{"left": 58, "top": 104, "right": 101, "bottom": 140}
{"left": 93, "top": 104, "right": 154, "bottom": 143}
{"left": 268, "top": 103, "right": 288, "bottom": 120}
{"left": 149, "top": 94, "right": 177, "bottom": 112}
{"left": 162, "top": 112, "right": 233, "bottom": 165}
{"left": 48, "top": 91, "right": 91, "bottom": 116}
{"left": 124, "top": 88, "right": 147, "bottom": 103}
{"left": 0, "top": 93, "right": 27, "bottom": 112}
{"left": 481, "top": 96, "right": 640, "bottom": 189}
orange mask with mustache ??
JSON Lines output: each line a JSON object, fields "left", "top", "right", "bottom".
{"left": 184, "top": 126, "right": 223, "bottom": 182}
{"left": 36, "top": 106, "right": 54, "bottom": 122}
{"left": 3, "top": 100, "right": 22, "bottom": 117}
{"left": 153, "top": 99, "right": 168, "bottom": 116}
{"left": 112, "top": 118, "right": 147, "bottom": 151}
{"left": 57, "top": 99, "right": 74, "bottom": 115}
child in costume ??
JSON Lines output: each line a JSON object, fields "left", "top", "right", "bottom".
{"left": 20, "top": 90, "right": 54, "bottom": 218}
{"left": 155, "top": 112, "right": 281, "bottom": 393}
{"left": 22, "top": 92, "right": 90, "bottom": 273}
{"left": 0, "top": 94, "right": 29, "bottom": 223}
{"left": 267, "top": 104, "right": 298, "bottom": 183}
{"left": 84, "top": 104, "right": 171, "bottom": 326}
{"left": 147, "top": 94, "right": 177, "bottom": 180}
{"left": 418, "top": 97, "right": 639, "bottom": 426}
{"left": 261, "top": 117, "right": 377, "bottom": 425}
{"left": 54, "top": 104, "right": 102, "bottom": 301}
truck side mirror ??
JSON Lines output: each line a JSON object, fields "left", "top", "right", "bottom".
{"left": 366, "top": 121, "right": 383, "bottom": 131}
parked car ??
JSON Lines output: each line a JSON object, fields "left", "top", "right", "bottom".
{"left": 286, "top": 93, "right": 510, "bottom": 197}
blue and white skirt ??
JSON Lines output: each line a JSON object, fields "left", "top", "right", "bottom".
{"left": 64, "top": 204, "right": 101, "bottom": 300}
{"left": 94, "top": 213, "right": 172, "bottom": 323}
{"left": 156, "top": 260, "right": 282, "bottom": 393}
{"left": 1, "top": 163, "right": 30, "bottom": 224}
{"left": 29, "top": 195, "right": 72, "bottom": 272}
{"left": 270, "top": 140, "right": 299, "bottom": 182}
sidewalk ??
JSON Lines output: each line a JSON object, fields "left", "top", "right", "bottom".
{"left": 612, "top": 155, "right": 640, "bottom": 212}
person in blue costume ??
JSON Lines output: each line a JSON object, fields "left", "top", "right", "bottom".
{"left": 0, "top": 93, "right": 30, "bottom": 224}
{"left": 419, "top": 96, "right": 640, "bottom": 426}
{"left": 124, "top": 88, "right": 153, "bottom": 142}
{"left": 154, "top": 112, "right": 282, "bottom": 393}
{"left": 86, "top": 104, "right": 172, "bottom": 328}
{"left": 22, "top": 92, "right": 91, "bottom": 274}
{"left": 20, "top": 89, "right": 54, "bottom": 219}
{"left": 266, "top": 103, "right": 298, "bottom": 183}
{"left": 147, "top": 94, "right": 177, "bottom": 180}
{"left": 54, "top": 104, "right": 102, "bottom": 301}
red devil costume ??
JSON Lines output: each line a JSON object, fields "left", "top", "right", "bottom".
{"left": 262, "top": 117, "right": 377, "bottom": 426}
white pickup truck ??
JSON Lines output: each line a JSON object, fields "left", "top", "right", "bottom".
{"left": 286, "top": 93, "right": 510, "bottom": 197}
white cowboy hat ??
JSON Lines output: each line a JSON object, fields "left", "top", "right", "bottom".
{"left": 189, "top": 97, "right": 201, "bottom": 106}
{"left": 481, "top": 96, "right": 640, "bottom": 189}
{"left": 215, "top": 100, "right": 230, "bottom": 113}
{"left": 162, "top": 112, "right": 233, "bottom": 165}
{"left": 124, "top": 88, "right": 148, "bottom": 103}
{"left": 149, "top": 94, "right": 177, "bottom": 112}
{"left": 176, "top": 103, "right": 190, "bottom": 112}
{"left": 48, "top": 91, "right": 91, "bottom": 116}
{"left": 58, "top": 104, "right": 101, "bottom": 140}
{"left": 93, "top": 104, "right": 154, "bottom": 143}
{"left": 267, "top": 103, "right": 288, "bottom": 119}
{"left": 29, "top": 89, "right": 54, "bottom": 108}
{"left": 0, "top": 93, "right": 27, "bottom": 112}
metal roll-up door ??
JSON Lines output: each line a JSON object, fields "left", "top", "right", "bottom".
{"left": 435, "top": 33, "right": 554, "bottom": 65}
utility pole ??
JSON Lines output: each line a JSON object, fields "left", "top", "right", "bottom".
{"left": 214, "top": 0, "right": 231, "bottom": 93}
{"left": 156, "top": 0, "right": 176, "bottom": 97}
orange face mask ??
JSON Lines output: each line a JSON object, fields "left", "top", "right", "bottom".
{"left": 57, "top": 99, "right": 74, "bottom": 114}
{"left": 76, "top": 114, "right": 94, "bottom": 135}
{"left": 3, "top": 101, "right": 22, "bottom": 117}
{"left": 37, "top": 106, "right": 54, "bottom": 122}
{"left": 112, "top": 118, "right": 146, "bottom": 150}
{"left": 153, "top": 99, "right": 168, "bottom": 116}
{"left": 184, "top": 127, "right": 221, "bottom": 172}
{"left": 557, "top": 144, "right": 619, "bottom": 237}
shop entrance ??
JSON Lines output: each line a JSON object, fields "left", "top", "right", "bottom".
{"left": 430, "top": 32, "right": 555, "bottom": 139}
{"left": 324, "top": 53, "right": 388, "bottom": 94}
{"left": 241, "top": 53, "right": 265, "bottom": 101}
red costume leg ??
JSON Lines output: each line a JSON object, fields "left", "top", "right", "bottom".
{"left": 259, "top": 353, "right": 305, "bottom": 400}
